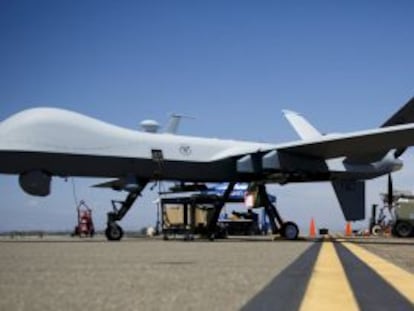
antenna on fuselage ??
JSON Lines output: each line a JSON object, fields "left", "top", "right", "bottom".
{"left": 140, "top": 120, "right": 161, "bottom": 133}
{"left": 165, "top": 114, "right": 194, "bottom": 134}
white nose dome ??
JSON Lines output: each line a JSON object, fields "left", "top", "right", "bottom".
{"left": 140, "top": 120, "right": 160, "bottom": 133}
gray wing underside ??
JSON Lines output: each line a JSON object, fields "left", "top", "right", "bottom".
{"left": 346, "top": 96, "right": 414, "bottom": 162}
{"left": 279, "top": 97, "right": 414, "bottom": 163}
{"left": 215, "top": 98, "right": 414, "bottom": 162}
{"left": 382, "top": 97, "right": 414, "bottom": 127}
{"left": 276, "top": 123, "right": 414, "bottom": 160}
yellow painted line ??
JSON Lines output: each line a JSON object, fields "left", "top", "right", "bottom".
{"left": 299, "top": 242, "right": 359, "bottom": 311}
{"left": 343, "top": 242, "right": 414, "bottom": 304}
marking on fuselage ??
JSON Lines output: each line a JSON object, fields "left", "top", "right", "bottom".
{"left": 179, "top": 145, "right": 192, "bottom": 156}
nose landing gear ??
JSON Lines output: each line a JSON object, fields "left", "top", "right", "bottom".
{"left": 104, "top": 181, "right": 148, "bottom": 241}
{"left": 105, "top": 223, "right": 124, "bottom": 241}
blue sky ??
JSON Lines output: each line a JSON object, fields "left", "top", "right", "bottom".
{"left": 1, "top": 1, "right": 414, "bottom": 233}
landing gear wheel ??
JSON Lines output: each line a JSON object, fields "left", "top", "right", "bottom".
{"left": 394, "top": 221, "right": 413, "bottom": 238}
{"left": 281, "top": 221, "right": 299, "bottom": 240}
{"left": 105, "top": 223, "right": 124, "bottom": 241}
{"left": 371, "top": 225, "right": 383, "bottom": 236}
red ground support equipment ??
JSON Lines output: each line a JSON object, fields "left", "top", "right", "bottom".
{"left": 72, "top": 200, "right": 95, "bottom": 237}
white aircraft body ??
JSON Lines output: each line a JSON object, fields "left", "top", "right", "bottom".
{"left": 1, "top": 97, "right": 414, "bottom": 240}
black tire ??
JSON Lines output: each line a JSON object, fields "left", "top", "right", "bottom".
{"left": 371, "top": 225, "right": 383, "bottom": 236}
{"left": 394, "top": 221, "right": 413, "bottom": 238}
{"left": 281, "top": 221, "right": 299, "bottom": 240}
{"left": 105, "top": 224, "right": 124, "bottom": 241}
{"left": 391, "top": 225, "right": 398, "bottom": 237}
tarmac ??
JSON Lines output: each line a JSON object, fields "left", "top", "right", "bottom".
{"left": 0, "top": 235, "right": 413, "bottom": 311}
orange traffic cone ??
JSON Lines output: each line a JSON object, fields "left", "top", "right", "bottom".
{"left": 345, "top": 222, "right": 352, "bottom": 236}
{"left": 309, "top": 218, "right": 316, "bottom": 238}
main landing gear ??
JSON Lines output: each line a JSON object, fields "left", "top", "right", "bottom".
{"left": 206, "top": 182, "right": 237, "bottom": 240}
{"left": 103, "top": 181, "right": 298, "bottom": 241}
{"left": 257, "top": 184, "right": 299, "bottom": 240}
{"left": 105, "top": 181, "right": 148, "bottom": 241}
{"left": 206, "top": 182, "right": 299, "bottom": 240}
